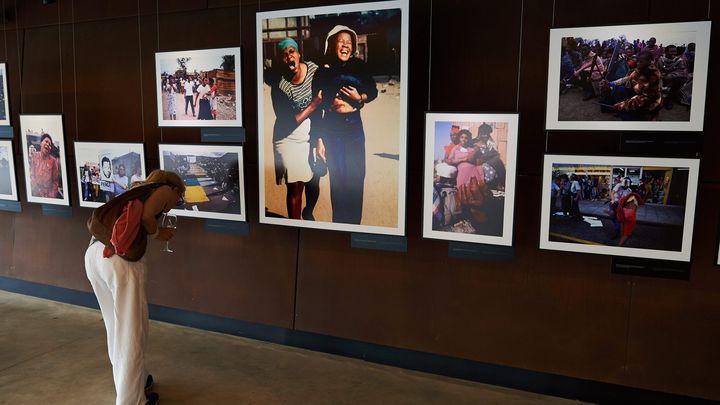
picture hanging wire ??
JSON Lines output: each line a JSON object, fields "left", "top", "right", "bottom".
{"left": 546, "top": 0, "right": 556, "bottom": 154}
{"left": 56, "top": 0, "right": 63, "bottom": 115}
{"left": 136, "top": 0, "right": 145, "bottom": 143}
{"left": 426, "top": 0, "right": 433, "bottom": 111}
{"left": 156, "top": 0, "right": 161, "bottom": 143}
{"left": 71, "top": 0, "right": 79, "bottom": 140}
{"left": 515, "top": 0, "right": 523, "bottom": 113}
{"left": 13, "top": 0, "right": 22, "bottom": 114}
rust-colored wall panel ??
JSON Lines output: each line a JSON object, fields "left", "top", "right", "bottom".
{"left": 72, "top": 18, "right": 143, "bottom": 141}
{"left": 71, "top": 0, "right": 138, "bottom": 23}
{"left": 20, "top": 26, "right": 63, "bottom": 114}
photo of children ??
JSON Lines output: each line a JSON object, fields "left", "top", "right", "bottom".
{"left": 155, "top": 47, "right": 242, "bottom": 127}
{"left": 423, "top": 113, "right": 518, "bottom": 246}
{"left": 74, "top": 142, "right": 145, "bottom": 208}
{"left": 257, "top": 0, "right": 409, "bottom": 235}
{"left": 159, "top": 144, "right": 245, "bottom": 222}
{"left": 540, "top": 155, "right": 700, "bottom": 262}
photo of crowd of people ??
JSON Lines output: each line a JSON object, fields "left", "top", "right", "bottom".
{"left": 159, "top": 144, "right": 245, "bottom": 221}
{"left": 540, "top": 155, "right": 699, "bottom": 262}
{"left": 546, "top": 21, "right": 710, "bottom": 131}
{"left": 155, "top": 47, "right": 242, "bottom": 127}
{"left": 0, "top": 63, "right": 9, "bottom": 126}
{"left": 74, "top": 142, "right": 145, "bottom": 208}
{"left": 0, "top": 140, "right": 18, "bottom": 200}
{"left": 20, "top": 115, "right": 69, "bottom": 206}
{"left": 423, "top": 113, "right": 518, "bottom": 246}
{"left": 257, "top": 0, "right": 408, "bottom": 235}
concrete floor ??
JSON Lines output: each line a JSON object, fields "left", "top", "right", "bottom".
{"left": 0, "top": 290, "right": 587, "bottom": 404}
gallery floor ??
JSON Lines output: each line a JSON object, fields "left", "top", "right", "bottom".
{"left": 0, "top": 290, "right": 586, "bottom": 404}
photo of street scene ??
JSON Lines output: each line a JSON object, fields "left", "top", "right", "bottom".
{"left": 0, "top": 140, "right": 18, "bottom": 200}
{"left": 74, "top": 142, "right": 145, "bottom": 208}
{"left": 540, "top": 155, "right": 699, "bottom": 262}
{"left": 159, "top": 144, "right": 245, "bottom": 222}
{"left": 155, "top": 47, "right": 242, "bottom": 127}
{"left": 546, "top": 21, "right": 711, "bottom": 131}
{"left": 257, "top": 0, "right": 408, "bottom": 235}
{"left": 423, "top": 113, "right": 518, "bottom": 246}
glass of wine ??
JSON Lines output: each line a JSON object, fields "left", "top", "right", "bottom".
{"left": 159, "top": 212, "right": 178, "bottom": 253}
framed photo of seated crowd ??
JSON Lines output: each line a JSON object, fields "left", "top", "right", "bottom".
{"left": 74, "top": 142, "right": 146, "bottom": 209}
{"left": 0, "top": 63, "right": 10, "bottom": 127}
{"left": 422, "top": 113, "right": 518, "bottom": 246}
{"left": 0, "top": 140, "right": 18, "bottom": 201}
{"left": 158, "top": 144, "right": 246, "bottom": 222}
{"left": 256, "top": 0, "right": 409, "bottom": 236}
{"left": 545, "top": 21, "right": 711, "bottom": 131}
{"left": 155, "top": 47, "right": 243, "bottom": 128}
{"left": 539, "top": 154, "right": 699, "bottom": 262}
{"left": 19, "top": 115, "right": 70, "bottom": 206}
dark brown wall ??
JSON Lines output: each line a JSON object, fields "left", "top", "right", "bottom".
{"left": 0, "top": 0, "right": 718, "bottom": 400}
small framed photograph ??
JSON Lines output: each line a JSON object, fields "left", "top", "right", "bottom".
{"left": 0, "top": 63, "right": 10, "bottom": 126}
{"left": 74, "top": 142, "right": 146, "bottom": 208}
{"left": 422, "top": 113, "right": 519, "bottom": 246}
{"left": 20, "top": 114, "right": 70, "bottom": 206}
{"left": 158, "top": 144, "right": 245, "bottom": 222}
{"left": 546, "top": 21, "right": 711, "bottom": 131}
{"left": 155, "top": 47, "right": 242, "bottom": 127}
{"left": 539, "top": 154, "right": 700, "bottom": 262}
{"left": 0, "top": 140, "right": 18, "bottom": 201}
{"left": 257, "top": 0, "right": 409, "bottom": 235}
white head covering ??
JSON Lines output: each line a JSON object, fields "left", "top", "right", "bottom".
{"left": 324, "top": 25, "right": 358, "bottom": 57}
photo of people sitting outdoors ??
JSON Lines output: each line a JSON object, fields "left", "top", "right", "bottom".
{"left": 548, "top": 163, "right": 690, "bottom": 251}
{"left": 558, "top": 31, "right": 696, "bottom": 122}
{"left": 159, "top": 144, "right": 244, "bottom": 221}
{"left": 429, "top": 121, "right": 509, "bottom": 239}
{"left": 156, "top": 47, "right": 241, "bottom": 127}
{"left": 74, "top": 142, "right": 145, "bottom": 208}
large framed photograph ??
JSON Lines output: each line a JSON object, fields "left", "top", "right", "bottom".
{"left": 422, "top": 113, "right": 518, "bottom": 246}
{"left": 0, "top": 140, "right": 18, "bottom": 201}
{"left": 546, "top": 21, "right": 711, "bottom": 131}
{"left": 540, "top": 154, "right": 699, "bottom": 262}
{"left": 20, "top": 115, "right": 69, "bottom": 206}
{"left": 257, "top": 0, "right": 409, "bottom": 235}
{"left": 0, "top": 63, "right": 10, "bottom": 126}
{"left": 74, "top": 142, "right": 146, "bottom": 208}
{"left": 158, "top": 144, "right": 245, "bottom": 222}
{"left": 155, "top": 47, "right": 242, "bottom": 127}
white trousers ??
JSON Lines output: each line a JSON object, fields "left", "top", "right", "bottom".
{"left": 85, "top": 242, "right": 149, "bottom": 405}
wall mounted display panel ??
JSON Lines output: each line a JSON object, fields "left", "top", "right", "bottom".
{"left": 74, "top": 142, "right": 146, "bottom": 208}
{"left": 539, "top": 154, "right": 699, "bottom": 262}
{"left": 20, "top": 115, "right": 70, "bottom": 206}
{"left": 159, "top": 143, "right": 245, "bottom": 222}
{"left": 0, "top": 64, "right": 10, "bottom": 127}
{"left": 0, "top": 140, "right": 18, "bottom": 201}
{"left": 257, "top": 0, "right": 409, "bottom": 235}
{"left": 155, "top": 47, "right": 243, "bottom": 127}
{"left": 546, "top": 21, "right": 711, "bottom": 131}
{"left": 422, "top": 113, "right": 518, "bottom": 246}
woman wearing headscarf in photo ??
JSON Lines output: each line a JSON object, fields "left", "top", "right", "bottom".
{"left": 265, "top": 37, "right": 323, "bottom": 220}
{"left": 314, "top": 25, "right": 378, "bottom": 224}
{"left": 29, "top": 133, "right": 61, "bottom": 198}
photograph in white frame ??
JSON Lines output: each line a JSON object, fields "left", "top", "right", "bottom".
{"left": 0, "top": 63, "right": 10, "bottom": 126}
{"left": 158, "top": 144, "right": 245, "bottom": 222}
{"left": 155, "top": 47, "right": 242, "bottom": 127}
{"left": 74, "top": 142, "right": 146, "bottom": 208}
{"left": 539, "top": 154, "right": 699, "bottom": 262}
{"left": 20, "top": 115, "right": 70, "bottom": 206}
{"left": 0, "top": 140, "right": 18, "bottom": 201}
{"left": 257, "top": 0, "right": 409, "bottom": 235}
{"left": 546, "top": 21, "right": 711, "bottom": 131}
{"left": 422, "top": 113, "right": 518, "bottom": 246}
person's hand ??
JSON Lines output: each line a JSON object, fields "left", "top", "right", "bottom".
{"left": 339, "top": 85, "right": 362, "bottom": 102}
{"left": 458, "top": 176, "right": 487, "bottom": 210}
{"left": 316, "top": 138, "right": 326, "bottom": 162}
{"left": 155, "top": 227, "right": 175, "bottom": 241}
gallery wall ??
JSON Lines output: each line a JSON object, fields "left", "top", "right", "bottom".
{"left": 0, "top": 0, "right": 719, "bottom": 400}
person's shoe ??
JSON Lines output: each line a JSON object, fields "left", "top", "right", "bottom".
{"left": 145, "top": 392, "right": 159, "bottom": 405}
{"left": 145, "top": 374, "right": 154, "bottom": 392}
{"left": 301, "top": 207, "right": 315, "bottom": 221}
